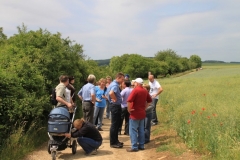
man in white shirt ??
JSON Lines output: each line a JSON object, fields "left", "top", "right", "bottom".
{"left": 148, "top": 75, "right": 163, "bottom": 125}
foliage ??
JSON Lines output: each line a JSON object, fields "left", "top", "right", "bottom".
{"left": 155, "top": 49, "right": 180, "bottom": 61}
{"left": 189, "top": 54, "right": 202, "bottom": 68}
{"left": 154, "top": 49, "right": 199, "bottom": 75}
{"left": 0, "top": 25, "right": 88, "bottom": 148}
{"left": 109, "top": 54, "right": 171, "bottom": 78}
{"left": 158, "top": 64, "right": 240, "bottom": 159}
{"left": 85, "top": 60, "right": 114, "bottom": 81}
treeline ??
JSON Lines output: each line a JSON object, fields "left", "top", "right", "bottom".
{"left": 109, "top": 50, "right": 201, "bottom": 78}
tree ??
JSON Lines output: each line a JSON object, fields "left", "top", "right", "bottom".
{"left": 0, "top": 25, "right": 88, "bottom": 146}
{"left": 155, "top": 49, "right": 180, "bottom": 61}
{"left": 189, "top": 55, "right": 202, "bottom": 68}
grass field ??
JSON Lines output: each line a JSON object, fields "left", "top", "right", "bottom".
{"left": 156, "top": 63, "right": 240, "bottom": 159}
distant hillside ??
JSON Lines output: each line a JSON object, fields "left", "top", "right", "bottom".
{"left": 202, "top": 60, "right": 240, "bottom": 63}
{"left": 202, "top": 60, "right": 225, "bottom": 63}
{"left": 95, "top": 57, "right": 154, "bottom": 66}
{"left": 95, "top": 59, "right": 110, "bottom": 66}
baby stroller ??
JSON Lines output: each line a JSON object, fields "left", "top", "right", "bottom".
{"left": 47, "top": 106, "right": 77, "bottom": 160}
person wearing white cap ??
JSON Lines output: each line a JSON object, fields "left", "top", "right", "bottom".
{"left": 126, "top": 78, "right": 152, "bottom": 152}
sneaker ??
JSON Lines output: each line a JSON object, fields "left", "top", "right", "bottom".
{"left": 98, "top": 128, "right": 103, "bottom": 131}
{"left": 138, "top": 147, "right": 144, "bottom": 150}
{"left": 117, "top": 141, "right": 124, "bottom": 145}
{"left": 124, "top": 132, "right": 129, "bottom": 135}
{"left": 110, "top": 144, "right": 123, "bottom": 148}
{"left": 126, "top": 148, "right": 138, "bottom": 152}
{"left": 151, "top": 122, "right": 157, "bottom": 126}
{"left": 85, "top": 149, "right": 97, "bottom": 155}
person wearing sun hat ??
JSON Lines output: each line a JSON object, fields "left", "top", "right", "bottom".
{"left": 126, "top": 78, "right": 152, "bottom": 152}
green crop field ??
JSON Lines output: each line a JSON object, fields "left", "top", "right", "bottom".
{"left": 157, "top": 64, "right": 240, "bottom": 159}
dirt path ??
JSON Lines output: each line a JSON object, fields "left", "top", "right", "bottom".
{"left": 24, "top": 118, "right": 201, "bottom": 160}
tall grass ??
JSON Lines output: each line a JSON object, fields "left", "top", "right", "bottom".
{"left": 158, "top": 64, "right": 240, "bottom": 159}
{"left": 0, "top": 120, "right": 48, "bottom": 160}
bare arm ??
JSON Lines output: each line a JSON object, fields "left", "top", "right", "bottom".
{"left": 152, "top": 86, "right": 163, "bottom": 98}
{"left": 56, "top": 96, "right": 72, "bottom": 108}
{"left": 127, "top": 102, "right": 134, "bottom": 113}
{"left": 78, "top": 95, "right": 83, "bottom": 101}
{"left": 91, "top": 94, "right": 96, "bottom": 104}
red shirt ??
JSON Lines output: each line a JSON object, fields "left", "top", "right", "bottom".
{"left": 127, "top": 86, "right": 152, "bottom": 120}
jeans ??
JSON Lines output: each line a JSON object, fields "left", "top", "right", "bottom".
{"left": 145, "top": 112, "right": 153, "bottom": 143}
{"left": 105, "top": 100, "right": 111, "bottom": 119}
{"left": 82, "top": 101, "right": 94, "bottom": 124}
{"left": 93, "top": 107, "right": 105, "bottom": 128}
{"left": 118, "top": 107, "right": 129, "bottom": 134}
{"left": 152, "top": 98, "right": 159, "bottom": 123}
{"left": 109, "top": 103, "right": 121, "bottom": 145}
{"left": 77, "top": 137, "right": 102, "bottom": 154}
{"left": 129, "top": 118, "right": 145, "bottom": 150}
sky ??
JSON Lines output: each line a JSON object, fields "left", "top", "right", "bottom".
{"left": 1, "top": 0, "right": 240, "bottom": 62}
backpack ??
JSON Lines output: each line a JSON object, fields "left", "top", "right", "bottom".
{"left": 50, "top": 88, "right": 58, "bottom": 105}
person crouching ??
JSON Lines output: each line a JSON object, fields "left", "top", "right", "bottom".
{"left": 65, "top": 118, "right": 102, "bottom": 155}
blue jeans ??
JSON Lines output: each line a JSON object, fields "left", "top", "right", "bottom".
{"left": 93, "top": 107, "right": 105, "bottom": 128}
{"left": 145, "top": 112, "right": 153, "bottom": 143}
{"left": 129, "top": 118, "right": 145, "bottom": 150}
{"left": 152, "top": 98, "right": 158, "bottom": 123}
{"left": 77, "top": 137, "right": 102, "bottom": 154}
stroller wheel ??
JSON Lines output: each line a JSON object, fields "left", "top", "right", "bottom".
{"left": 51, "top": 151, "right": 56, "bottom": 160}
{"left": 48, "top": 144, "right": 51, "bottom": 154}
{"left": 72, "top": 140, "right": 77, "bottom": 154}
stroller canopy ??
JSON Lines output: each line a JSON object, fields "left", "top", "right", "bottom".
{"left": 49, "top": 107, "right": 70, "bottom": 120}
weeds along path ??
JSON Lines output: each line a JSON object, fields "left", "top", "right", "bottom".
{"left": 24, "top": 117, "right": 201, "bottom": 160}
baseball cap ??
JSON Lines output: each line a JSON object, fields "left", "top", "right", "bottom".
{"left": 134, "top": 78, "right": 143, "bottom": 84}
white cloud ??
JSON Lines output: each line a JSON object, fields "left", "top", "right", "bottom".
{"left": 1, "top": 0, "right": 240, "bottom": 61}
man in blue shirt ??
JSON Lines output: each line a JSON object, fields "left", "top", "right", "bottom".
{"left": 78, "top": 74, "right": 96, "bottom": 124}
{"left": 107, "top": 72, "right": 125, "bottom": 148}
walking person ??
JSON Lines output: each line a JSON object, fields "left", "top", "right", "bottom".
{"left": 93, "top": 78, "right": 107, "bottom": 131}
{"left": 118, "top": 80, "right": 132, "bottom": 135}
{"left": 107, "top": 72, "right": 125, "bottom": 148}
{"left": 78, "top": 74, "right": 96, "bottom": 124}
{"left": 148, "top": 75, "right": 163, "bottom": 125}
{"left": 126, "top": 78, "right": 152, "bottom": 152}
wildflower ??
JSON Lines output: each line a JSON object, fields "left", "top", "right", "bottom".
{"left": 212, "top": 113, "right": 217, "bottom": 117}
{"left": 202, "top": 107, "right": 206, "bottom": 111}
{"left": 203, "top": 94, "right": 206, "bottom": 96}
{"left": 191, "top": 110, "right": 196, "bottom": 115}
{"left": 187, "top": 120, "right": 191, "bottom": 124}
{"left": 207, "top": 116, "right": 211, "bottom": 119}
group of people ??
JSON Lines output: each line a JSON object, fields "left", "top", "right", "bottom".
{"left": 54, "top": 72, "right": 163, "bottom": 155}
